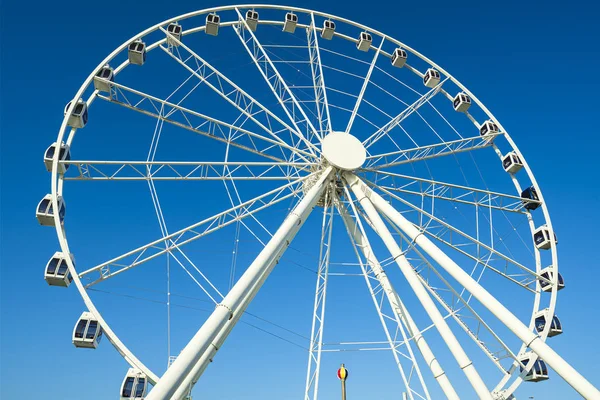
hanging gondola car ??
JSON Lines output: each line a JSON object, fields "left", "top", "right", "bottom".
{"left": 534, "top": 308, "right": 563, "bottom": 337}
{"left": 128, "top": 40, "right": 147, "bottom": 66}
{"left": 539, "top": 266, "right": 565, "bottom": 292}
{"left": 64, "top": 99, "right": 88, "bottom": 129}
{"left": 521, "top": 186, "right": 541, "bottom": 210}
{"left": 391, "top": 48, "right": 407, "bottom": 68}
{"left": 45, "top": 252, "right": 74, "bottom": 287}
{"left": 534, "top": 225, "right": 557, "bottom": 250}
{"left": 502, "top": 151, "right": 523, "bottom": 174}
{"left": 166, "top": 22, "right": 182, "bottom": 45}
{"left": 283, "top": 12, "right": 298, "bottom": 33}
{"left": 36, "top": 194, "right": 65, "bottom": 226}
{"left": 73, "top": 311, "right": 103, "bottom": 349}
{"left": 453, "top": 92, "right": 471, "bottom": 112}
{"left": 245, "top": 10, "right": 259, "bottom": 31}
{"left": 205, "top": 13, "right": 220, "bottom": 36}
{"left": 480, "top": 119, "right": 499, "bottom": 139}
{"left": 321, "top": 19, "right": 335, "bottom": 40}
{"left": 120, "top": 368, "right": 148, "bottom": 400}
{"left": 357, "top": 31, "right": 372, "bottom": 52}
{"left": 423, "top": 68, "right": 440, "bottom": 88}
{"left": 519, "top": 354, "right": 549, "bottom": 382}
{"left": 93, "top": 64, "right": 114, "bottom": 92}
{"left": 44, "top": 142, "right": 71, "bottom": 173}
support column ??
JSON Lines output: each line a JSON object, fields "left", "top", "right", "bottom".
{"left": 338, "top": 200, "right": 457, "bottom": 400}
{"left": 357, "top": 175, "right": 600, "bottom": 400}
{"left": 147, "top": 167, "right": 334, "bottom": 400}
{"left": 344, "top": 172, "right": 492, "bottom": 400}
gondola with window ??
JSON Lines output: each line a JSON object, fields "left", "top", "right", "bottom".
{"left": 391, "top": 48, "right": 407, "bottom": 68}
{"left": 357, "top": 32, "right": 372, "bottom": 52}
{"left": 283, "top": 12, "right": 298, "bottom": 33}
{"left": 73, "top": 311, "right": 103, "bottom": 349}
{"left": 538, "top": 266, "right": 565, "bottom": 292}
{"left": 521, "top": 186, "right": 541, "bottom": 210}
{"left": 206, "top": 13, "right": 220, "bottom": 36}
{"left": 453, "top": 92, "right": 471, "bottom": 112}
{"left": 166, "top": 22, "right": 182, "bottom": 45}
{"left": 519, "top": 354, "right": 549, "bottom": 382}
{"left": 535, "top": 309, "right": 563, "bottom": 337}
{"left": 45, "top": 252, "right": 74, "bottom": 287}
{"left": 93, "top": 64, "right": 114, "bottom": 92}
{"left": 120, "top": 368, "right": 148, "bottom": 400}
{"left": 64, "top": 99, "right": 88, "bottom": 129}
{"left": 128, "top": 40, "right": 147, "bottom": 66}
{"left": 480, "top": 120, "right": 499, "bottom": 139}
{"left": 246, "top": 10, "right": 259, "bottom": 31}
{"left": 502, "top": 151, "right": 523, "bottom": 174}
{"left": 534, "top": 225, "right": 557, "bottom": 250}
{"left": 423, "top": 68, "right": 440, "bottom": 88}
{"left": 321, "top": 19, "right": 335, "bottom": 40}
{"left": 36, "top": 194, "right": 65, "bottom": 226}
{"left": 44, "top": 142, "right": 71, "bottom": 173}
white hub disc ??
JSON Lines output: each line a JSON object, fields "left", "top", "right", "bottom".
{"left": 321, "top": 131, "right": 366, "bottom": 170}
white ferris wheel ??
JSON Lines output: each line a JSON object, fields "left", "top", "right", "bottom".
{"left": 39, "top": 5, "right": 599, "bottom": 400}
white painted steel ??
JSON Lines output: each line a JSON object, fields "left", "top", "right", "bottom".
{"left": 321, "top": 132, "right": 366, "bottom": 170}
{"left": 357, "top": 175, "right": 600, "bottom": 399}
{"left": 338, "top": 199, "right": 452, "bottom": 400}
{"left": 344, "top": 172, "right": 492, "bottom": 399}
{"left": 146, "top": 167, "right": 334, "bottom": 399}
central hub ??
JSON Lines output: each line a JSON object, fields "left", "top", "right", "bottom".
{"left": 321, "top": 131, "right": 366, "bottom": 171}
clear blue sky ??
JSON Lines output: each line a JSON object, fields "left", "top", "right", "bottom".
{"left": 1, "top": 0, "right": 599, "bottom": 399}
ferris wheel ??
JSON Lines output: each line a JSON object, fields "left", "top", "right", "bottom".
{"left": 39, "top": 5, "right": 599, "bottom": 400}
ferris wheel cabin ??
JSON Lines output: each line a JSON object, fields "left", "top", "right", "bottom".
{"left": 36, "top": 194, "right": 65, "bottom": 226}
{"left": 357, "top": 32, "right": 372, "bottom": 52}
{"left": 205, "top": 13, "right": 220, "bottom": 36}
{"left": 73, "top": 311, "right": 103, "bottom": 349}
{"left": 45, "top": 252, "right": 74, "bottom": 287}
{"left": 245, "top": 10, "right": 259, "bottom": 31}
{"left": 44, "top": 142, "right": 71, "bottom": 174}
{"left": 93, "top": 64, "right": 114, "bottom": 92}
{"left": 64, "top": 99, "right": 88, "bottom": 129}
{"left": 521, "top": 186, "right": 541, "bottom": 210}
{"left": 534, "top": 225, "right": 557, "bottom": 250}
{"left": 423, "top": 68, "right": 441, "bottom": 88}
{"left": 128, "top": 40, "right": 147, "bottom": 66}
{"left": 166, "top": 22, "right": 182, "bottom": 45}
{"left": 535, "top": 308, "right": 563, "bottom": 337}
{"left": 391, "top": 48, "right": 408, "bottom": 68}
{"left": 502, "top": 151, "right": 523, "bottom": 174}
{"left": 520, "top": 354, "right": 549, "bottom": 382}
{"left": 453, "top": 92, "right": 472, "bottom": 113}
{"left": 121, "top": 368, "right": 148, "bottom": 400}
{"left": 283, "top": 12, "right": 298, "bottom": 33}
{"left": 539, "top": 266, "right": 565, "bottom": 292}
{"left": 480, "top": 120, "right": 499, "bottom": 139}
{"left": 321, "top": 20, "right": 336, "bottom": 40}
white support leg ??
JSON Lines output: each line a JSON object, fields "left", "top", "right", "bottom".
{"left": 146, "top": 167, "right": 334, "bottom": 400}
{"left": 343, "top": 172, "right": 492, "bottom": 400}
{"left": 338, "top": 199, "right": 457, "bottom": 400}
{"left": 354, "top": 174, "right": 600, "bottom": 400}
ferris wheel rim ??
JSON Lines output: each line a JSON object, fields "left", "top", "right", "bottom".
{"left": 48, "top": 4, "right": 562, "bottom": 398}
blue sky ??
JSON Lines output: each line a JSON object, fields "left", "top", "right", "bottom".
{"left": 1, "top": 0, "right": 599, "bottom": 399}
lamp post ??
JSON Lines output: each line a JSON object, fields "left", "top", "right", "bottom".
{"left": 337, "top": 364, "right": 349, "bottom": 400}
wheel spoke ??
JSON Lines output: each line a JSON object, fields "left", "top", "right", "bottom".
{"left": 345, "top": 38, "right": 385, "bottom": 134}
{"left": 96, "top": 79, "right": 313, "bottom": 162}
{"left": 366, "top": 170, "right": 538, "bottom": 214}
{"left": 362, "top": 78, "right": 448, "bottom": 149}
{"left": 364, "top": 134, "right": 499, "bottom": 169}
{"left": 157, "top": 27, "right": 318, "bottom": 160}
{"left": 62, "top": 160, "right": 312, "bottom": 181}
{"left": 79, "top": 174, "right": 315, "bottom": 286}
{"left": 233, "top": 8, "right": 321, "bottom": 147}
{"left": 307, "top": 12, "right": 333, "bottom": 137}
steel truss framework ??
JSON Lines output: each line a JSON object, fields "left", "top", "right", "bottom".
{"left": 44, "top": 5, "right": 599, "bottom": 400}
